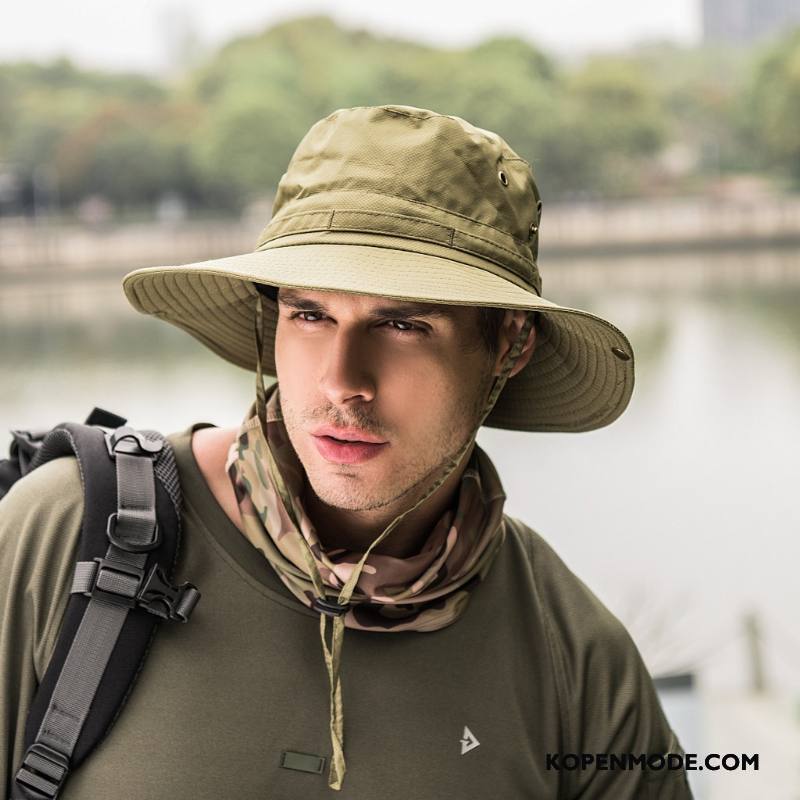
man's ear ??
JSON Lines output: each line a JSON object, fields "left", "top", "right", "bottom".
{"left": 495, "top": 310, "right": 537, "bottom": 378}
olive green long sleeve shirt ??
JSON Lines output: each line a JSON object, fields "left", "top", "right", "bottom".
{"left": 1, "top": 423, "right": 692, "bottom": 799}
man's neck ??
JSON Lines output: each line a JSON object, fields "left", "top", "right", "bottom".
{"left": 302, "top": 445, "right": 473, "bottom": 559}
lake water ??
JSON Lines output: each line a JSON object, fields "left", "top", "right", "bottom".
{"left": 2, "top": 247, "right": 799, "bottom": 799}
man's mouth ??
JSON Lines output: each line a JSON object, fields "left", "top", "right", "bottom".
{"left": 311, "top": 425, "right": 386, "bottom": 444}
{"left": 311, "top": 436, "right": 389, "bottom": 465}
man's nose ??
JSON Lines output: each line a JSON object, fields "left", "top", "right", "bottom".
{"left": 319, "top": 327, "right": 376, "bottom": 406}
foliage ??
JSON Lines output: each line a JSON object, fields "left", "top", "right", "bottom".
{"left": 744, "top": 27, "right": 800, "bottom": 182}
{"left": 0, "top": 16, "right": 796, "bottom": 215}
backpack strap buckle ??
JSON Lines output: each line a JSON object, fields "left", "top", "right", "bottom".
{"left": 88, "top": 556, "right": 146, "bottom": 609}
{"left": 138, "top": 564, "right": 200, "bottom": 623}
{"left": 104, "top": 426, "right": 163, "bottom": 458}
{"left": 14, "top": 742, "right": 70, "bottom": 800}
{"left": 75, "top": 558, "right": 200, "bottom": 622}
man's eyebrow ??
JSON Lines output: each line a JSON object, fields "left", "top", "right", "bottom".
{"left": 277, "top": 291, "right": 458, "bottom": 320}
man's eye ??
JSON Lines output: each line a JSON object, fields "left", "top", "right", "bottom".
{"left": 385, "top": 319, "right": 423, "bottom": 334}
{"left": 292, "top": 311, "right": 325, "bottom": 323}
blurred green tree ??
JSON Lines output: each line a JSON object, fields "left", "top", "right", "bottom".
{"left": 0, "top": 15, "right": 793, "bottom": 214}
{"left": 745, "top": 27, "right": 800, "bottom": 184}
{"left": 55, "top": 101, "right": 196, "bottom": 210}
{"left": 0, "top": 58, "right": 168, "bottom": 213}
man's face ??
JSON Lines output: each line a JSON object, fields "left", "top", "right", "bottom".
{"left": 274, "top": 288, "right": 496, "bottom": 513}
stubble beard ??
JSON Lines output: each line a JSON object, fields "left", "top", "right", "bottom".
{"left": 282, "top": 369, "right": 493, "bottom": 514}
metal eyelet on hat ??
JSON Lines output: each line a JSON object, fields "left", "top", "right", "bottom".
{"left": 611, "top": 347, "right": 631, "bottom": 361}
{"left": 498, "top": 170, "right": 508, "bottom": 186}
{"left": 528, "top": 222, "right": 538, "bottom": 239}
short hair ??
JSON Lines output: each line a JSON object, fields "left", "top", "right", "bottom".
{"left": 477, "top": 307, "right": 506, "bottom": 356}
{"left": 477, "top": 307, "right": 538, "bottom": 358}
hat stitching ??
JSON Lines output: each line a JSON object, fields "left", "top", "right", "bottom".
{"left": 450, "top": 229, "right": 536, "bottom": 272}
{"left": 535, "top": 328, "right": 611, "bottom": 413}
{"left": 270, "top": 187, "right": 537, "bottom": 244}
{"left": 329, "top": 208, "right": 454, "bottom": 239}
{"left": 496, "top": 343, "right": 622, "bottom": 431}
{"left": 180, "top": 274, "right": 244, "bottom": 341}
{"left": 272, "top": 206, "right": 454, "bottom": 238}
{"left": 191, "top": 273, "right": 244, "bottom": 328}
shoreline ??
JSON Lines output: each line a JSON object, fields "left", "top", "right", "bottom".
{"left": 2, "top": 195, "right": 799, "bottom": 281}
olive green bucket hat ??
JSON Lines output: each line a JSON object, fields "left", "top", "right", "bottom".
{"left": 122, "top": 104, "right": 634, "bottom": 432}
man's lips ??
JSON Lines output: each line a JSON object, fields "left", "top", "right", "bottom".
{"left": 311, "top": 425, "right": 386, "bottom": 444}
{"left": 310, "top": 426, "right": 389, "bottom": 465}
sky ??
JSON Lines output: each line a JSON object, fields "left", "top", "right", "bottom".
{"left": 1, "top": 0, "right": 702, "bottom": 74}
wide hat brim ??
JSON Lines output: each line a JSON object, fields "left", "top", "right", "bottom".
{"left": 122, "top": 239, "right": 635, "bottom": 433}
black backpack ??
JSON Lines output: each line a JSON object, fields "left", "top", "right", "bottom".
{"left": 1, "top": 407, "right": 201, "bottom": 800}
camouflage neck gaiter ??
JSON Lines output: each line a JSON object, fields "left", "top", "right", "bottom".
{"left": 224, "top": 293, "right": 534, "bottom": 791}
{"left": 226, "top": 383, "right": 508, "bottom": 633}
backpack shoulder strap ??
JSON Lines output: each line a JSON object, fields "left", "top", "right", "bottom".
{"left": 12, "top": 420, "right": 200, "bottom": 800}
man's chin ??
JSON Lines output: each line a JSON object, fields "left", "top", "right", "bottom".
{"left": 304, "top": 463, "right": 407, "bottom": 512}
{"left": 312, "top": 485, "right": 395, "bottom": 513}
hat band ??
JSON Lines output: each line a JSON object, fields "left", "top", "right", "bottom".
{"left": 254, "top": 230, "right": 542, "bottom": 298}
{"left": 256, "top": 196, "right": 541, "bottom": 293}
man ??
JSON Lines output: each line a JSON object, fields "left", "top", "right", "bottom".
{"left": 1, "top": 105, "right": 692, "bottom": 798}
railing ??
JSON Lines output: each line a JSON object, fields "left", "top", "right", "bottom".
{"left": 2, "top": 196, "right": 800, "bottom": 277}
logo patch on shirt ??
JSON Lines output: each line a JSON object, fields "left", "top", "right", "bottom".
{"left": 280, "top": 751, "right": 326, "bottom": 774}
{"left": 460, "top": 725, "right": 480, "bottom": 755}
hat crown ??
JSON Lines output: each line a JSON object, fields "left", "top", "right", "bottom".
{"left": 257, "top": 105, "right": 543, "bottom": 295}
